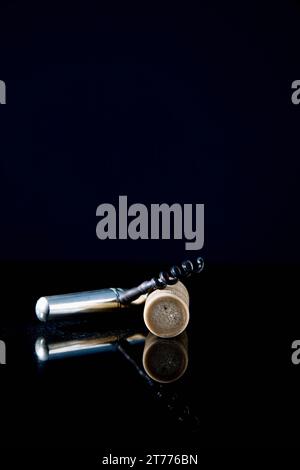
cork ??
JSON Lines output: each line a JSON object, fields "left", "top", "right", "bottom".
{"left": 143, "top": 332, "right": 188, "bottom": 383}
{"left": 143, "top": 281, "right": 189, "bottom": 338}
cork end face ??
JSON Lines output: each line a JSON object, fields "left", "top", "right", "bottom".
{"left": 144, "top": 296, "right": 189, "bottom": 338}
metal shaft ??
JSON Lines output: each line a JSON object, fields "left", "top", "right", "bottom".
{"left": 35, "top": 288, "right": 125, "bottom": 322}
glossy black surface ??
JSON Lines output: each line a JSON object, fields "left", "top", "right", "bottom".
{"left": 0, "top": 262, "right": 298, "bottom": 451}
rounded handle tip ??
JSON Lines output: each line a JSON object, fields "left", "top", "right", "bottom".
{"left": 35, "top": 297, "right": 49, "bottom": 322}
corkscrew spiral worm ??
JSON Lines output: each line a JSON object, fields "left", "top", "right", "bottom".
{"left": 118, "top": 257, "right": 204, "bottom": 304}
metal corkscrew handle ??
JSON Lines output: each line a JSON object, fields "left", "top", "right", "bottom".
{"left": 35, "top": 257, "right": 204, "bottom": 322}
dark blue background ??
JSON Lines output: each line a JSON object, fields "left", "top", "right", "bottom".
{"left": 1, "top": 2, "right": 300, "bottom": 264}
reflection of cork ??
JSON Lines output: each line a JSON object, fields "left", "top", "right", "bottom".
{"left": 143, "top": 281, "right": 189, "bottom": 338}
{"left": 143, "top": 332, "right": 188, "bottom": 383}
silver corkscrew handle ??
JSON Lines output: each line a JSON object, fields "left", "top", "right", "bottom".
{"left": 35, "top": 288, "right": 126, "bottom": 322}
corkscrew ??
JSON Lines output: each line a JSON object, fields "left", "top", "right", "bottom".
{"left": 35, "top": 257, "right": 204, "bottom": 322}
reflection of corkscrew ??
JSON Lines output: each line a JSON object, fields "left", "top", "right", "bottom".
{"left": 35, "top": 257, "right": 204, "bottom": 322}
{"left": 35, "top": 330, "right": 200, "bottom": 430}
{"left": 35, "top": 331, "right": 188, "bottom": 384}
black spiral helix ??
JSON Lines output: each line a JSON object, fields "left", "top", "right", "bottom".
{"left": 118, "top": 257, "right": 204, "bottom": 305}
